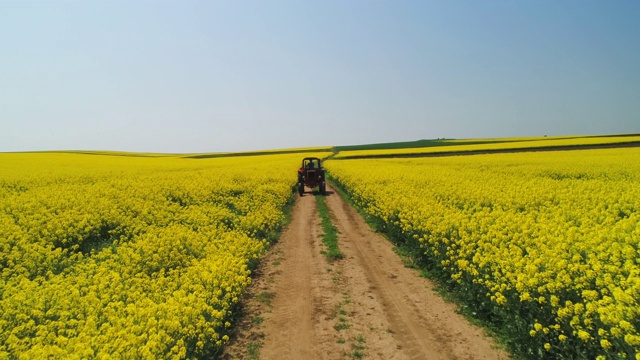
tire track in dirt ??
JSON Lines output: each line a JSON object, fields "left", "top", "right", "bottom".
{"left": 258, "top": 194, "right": 318, "bottom": 358}
{"left": 223, "top": 186, "right": 509, "bottom": 359}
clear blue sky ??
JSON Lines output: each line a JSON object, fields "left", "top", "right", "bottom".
{"left": 1, "top": 1, "right": 639, "bottom": 153}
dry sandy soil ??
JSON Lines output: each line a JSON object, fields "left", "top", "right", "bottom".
{"left": 222, "top": 184, "right": 510, "bottom": 360}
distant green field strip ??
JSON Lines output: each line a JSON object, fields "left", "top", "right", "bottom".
{"left": 333, "top": 135, "right": 640, "bottom": 159}
{"left": 4, "top": 147, "right": 334, "bottom": 159}
{"left": 334, "top": 139, "right": 508, "bottom": 152}
{"left": 183, "top": 147, "right": 333, "bottom": 159}
{"left": 331, "top": 134, "right": 611, "bottom": 153}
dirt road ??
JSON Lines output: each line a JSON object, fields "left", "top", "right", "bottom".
{"left": 222, "top": 185, "right": 509, "bottom": 359}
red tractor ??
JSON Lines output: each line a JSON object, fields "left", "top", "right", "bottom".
{"left": 297, "top": 157, "right": 326, "bottom": 196}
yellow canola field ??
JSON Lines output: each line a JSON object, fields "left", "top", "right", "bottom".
{"left": 0, "top": 151, "right": 329, "bottom": 359}
{"left": 326, "top": 148, "right": 640, "bottom": 360}
{"left": 334, "top": 135, "right": 640, "bottom": 159}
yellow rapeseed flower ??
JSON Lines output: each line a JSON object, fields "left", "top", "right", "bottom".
{"left": 325, "top": 147, "right": 640, "bottom": 359}
{"left": 0, "top": 150, "right": 331, "bottom": 358}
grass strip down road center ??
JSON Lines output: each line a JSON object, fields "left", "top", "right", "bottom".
{"left": 316, "top": 194, "right": 344, "bottom": 262}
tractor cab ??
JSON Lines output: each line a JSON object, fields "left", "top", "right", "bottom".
{"left": 297, "top": 157, "right": 326, "bottom": 196}
{"left": 303, "top": 158, "right": 320, "bottom": 170}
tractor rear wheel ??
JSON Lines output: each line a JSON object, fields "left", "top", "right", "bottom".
{"left": 298, "top": 183, "right": 304, "bottom": 196}
{"left": 320, "top": 182, "right": 326, "bottom": 195}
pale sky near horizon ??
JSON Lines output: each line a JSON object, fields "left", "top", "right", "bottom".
{"left": 1, "top": 1, "right": 639, "bottom": 153}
